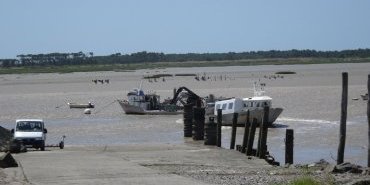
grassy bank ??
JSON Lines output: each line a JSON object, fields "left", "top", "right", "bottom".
{"left": 1, "top": 57, "right": 369, "bottom": 74}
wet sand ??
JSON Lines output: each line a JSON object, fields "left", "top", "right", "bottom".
{"left": 0, "top": 63, "right": 369, "bottom": 166}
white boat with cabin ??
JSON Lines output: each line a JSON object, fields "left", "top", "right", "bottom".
{"left": 212, "top": 82, "right": 283, "bottom": 126}
{"left": 117, "top": 83, "right": 182, "bottom": 115}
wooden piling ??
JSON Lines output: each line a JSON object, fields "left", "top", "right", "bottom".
{"left": 230, "top": 113, "right": 238, "bottom": 150}
{"left": 285, "top": 129, "right": 294, "bottom": 165}
{"left": 241, "top": 110, "right": 250, "bottom": 153}
{"left": 367, "top": 74, "right": 370, "bottom": 167}
{"left": 246, "top": 118, "right": 257, "bottom": 156}
{"left": 192, "top": 107, "right": 205, "bottom": 140}
{"left": 258, "top": 106, "right": 269, "bottom": 158}
{"left": 337, "top": 72, "right": 348, "bottom": 165}
{"left": 257, "top": 121, "right": 263, "bottom": 157}
{"left": 183, "top": 104, "right": 193, "bottom": 137}
{"left": 204, "top": 117, "right": 217, "bottom": 145}
{"left": 217, "top": 109, "right": 222, "bottom": 147}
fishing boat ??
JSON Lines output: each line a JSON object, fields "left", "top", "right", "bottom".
{"left": 117, "top": 83, "right": 182, "bottom": 115}
{"left": 68, "top": 102, "right": 94, "bottom": 109}
{"left": 211, "top": 82, "right": 283, "bottom": 126}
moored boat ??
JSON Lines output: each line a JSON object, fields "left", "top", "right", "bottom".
{"left": 210, "top": 82, "right": 283, "bottom": 126}
{"left": 68, "top": 102, "right": 94, "bottom": 109}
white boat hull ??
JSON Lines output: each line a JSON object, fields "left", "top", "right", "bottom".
{"left": 210, "top": 107, "right": 283, "bottom": 126}
{"left": 117, "top": 100, "right": 182, "bottom": 115}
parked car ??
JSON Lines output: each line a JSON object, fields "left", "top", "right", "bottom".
{"left": 11, "top": 119, "right": 47, "bottom": 151}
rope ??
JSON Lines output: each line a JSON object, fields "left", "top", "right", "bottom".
{"left": 55, "top": 103, "right": 66, "bottom": 108}
{"left": 56, "top": 98, "right": 73, "bottom": 108}
{"left": 94, "top": 100, "right": 118, "bottom": 114}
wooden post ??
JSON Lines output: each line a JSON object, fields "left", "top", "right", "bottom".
{"left": 246, "top": 118, "right": 257, "bottom": 156}
{"left": 217, "top": 109, "right": 222, "bottom": 147}
{"left": 367, "top": 74, "right": 370, "bottom": 167}
{"left": 258, "top": 106, "right": 269, "bottom": 158}
{"left": 230, "top": 113, "right": 238, "bottom": 150}
{"left": 196, "top": 98, "right": 202, "bottom": 108}
{"left": 192, "top": 107, "right": 205, "bottom": 140}
{"left": 285, "top": 129, "right": 294, "bottom": 165}
{"left": 241, "top": 110, "right": 250, "bottom": 153}
{"left": 337, "top": 72, "right": 348, "bottom": 165}
{"left": 183, "top": 104, "right": 193, "bottom": 137}
{"left": 257, "top": 119, "right": 263, "bottom": 157}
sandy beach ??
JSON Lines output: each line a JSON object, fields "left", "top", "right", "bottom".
{"left": 1, "top": 63, "right": 370, "bottom": 184}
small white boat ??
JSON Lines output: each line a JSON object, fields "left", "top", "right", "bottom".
{"left": 68, "top": 102, "right": 94, "bottom": 109}
{"left": 211, "top": 82, "right": 283, "bottom": 126}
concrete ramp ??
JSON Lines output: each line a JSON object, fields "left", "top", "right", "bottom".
{"left": 14, "top": 147, "right": 209, "bottom": 185}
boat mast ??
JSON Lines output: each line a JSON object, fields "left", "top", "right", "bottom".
{"left": 139, "top": 80, "right": 143, "bottom": 90}
{"left": 254, "top": 81, "right": 266, "bottom": 97}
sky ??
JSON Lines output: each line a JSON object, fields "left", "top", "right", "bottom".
{"left": 0, "top": 0, "right": 370, "bottom": 58}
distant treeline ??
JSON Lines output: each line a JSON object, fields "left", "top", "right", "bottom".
{"left": 1, "top": 49, "right": 370, "bottom": 67}
{"left": 0, "top": 52, "right": 95, "bottom": 67}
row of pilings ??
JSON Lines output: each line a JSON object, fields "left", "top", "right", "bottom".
{"left": 183, "top": 73, "right": 370, "bottom": 168}
{"left": 182, "top": 104, "right": 294, "bottom": 166}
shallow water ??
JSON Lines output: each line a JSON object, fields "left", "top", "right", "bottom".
{"left": 0, "top": 63, "right": 369, "bottom": 166}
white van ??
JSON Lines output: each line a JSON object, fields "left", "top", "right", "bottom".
{"left": 11, "top": 119, "right": 47, "bottom": 151}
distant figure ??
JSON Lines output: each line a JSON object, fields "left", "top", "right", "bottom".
{"left": 105, "top": 79, "right": 110, "bottom": 84}
{"left": 92, "top": 79, "right": 98, "bottom": 84}
{"left": 98, "top": 80, "right": 104, "bottom": 84}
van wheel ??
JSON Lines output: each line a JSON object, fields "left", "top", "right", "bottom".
{"left": 40, "top": 141, "right": 45, "bottom": 151}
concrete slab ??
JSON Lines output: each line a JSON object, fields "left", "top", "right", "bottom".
{"left": 15, "top": 145, "right": 212, "bottom": 185}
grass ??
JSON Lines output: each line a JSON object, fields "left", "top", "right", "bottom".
{"left": 275, "top": 71, "right": 297, "bottom": 74}
{"left": 143, "top": 74, "right": 173, "bottom": 79}
{"left": 1, "top": 57, "right": 370, "bottom": 74}
{"left": 287, "top": 177, "right": 321, "bottom": 185}
{"left": 276, "top": 175, "right": 335, "bottom": 185}
{"left": 175, "top": 73, "right": 197, "bottom": 77}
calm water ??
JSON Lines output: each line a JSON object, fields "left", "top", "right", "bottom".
{"left": 0, "top": 63, "right": 369, "bottom": 165}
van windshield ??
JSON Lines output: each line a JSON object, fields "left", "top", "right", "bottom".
{"left": 16, "top": 121, "right": 43, "bottom": 132}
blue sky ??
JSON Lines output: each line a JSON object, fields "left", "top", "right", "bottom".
{"left": 0, "top": 0, "right": 369, "bottom": 58}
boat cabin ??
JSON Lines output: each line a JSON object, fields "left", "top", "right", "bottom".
{"left": 214, "top": 96, "right": 272, "bottom": 115}
{"left": 242, "top": 96, "right": 272, "bottom": 109}
{"left": 127, "top": 88, "right": 160, "bottom": 110}
{"left": 214, "top": 98, "right": 244, "bottom": 115}
{"left": 127, "top": 88, "right": 145, "bottom": 103}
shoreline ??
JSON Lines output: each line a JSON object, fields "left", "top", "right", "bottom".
{"left": 2, "top": 143, "right": 370, "bottom": 185}
{"left": 1, "top": 58, "right": 370, "bottom": 75}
